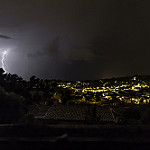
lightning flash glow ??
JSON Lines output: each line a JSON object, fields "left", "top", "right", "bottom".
{"left": 0, "top": 49, "right": 9, "bottom": 73}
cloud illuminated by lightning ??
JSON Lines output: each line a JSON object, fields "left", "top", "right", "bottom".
{"left": 0, "top": 49, "right": 9, "bottom": 73}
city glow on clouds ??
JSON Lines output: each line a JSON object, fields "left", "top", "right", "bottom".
{"left": 0, "top": 49, "right": 9, "bottom": 73}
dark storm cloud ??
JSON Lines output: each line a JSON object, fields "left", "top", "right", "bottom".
{"left": 0, "top": 35, "right": 11, "bottom": 39}
{"left": 45, "top": 37, "right": 60, "bottom": 57}
{"left": 63, "top": 40, "right": 102, "bottom": 61}
{"left": 28, "top": 51, "right": 44, "bottom": 58}
{"left": 44, "top": 37, "right": 101, "bottom": 61}
{"left": 27, "top": 37, "right": 60, "bottom": 58}
{"left": 0, "top": 0, "right": 149, "bottom": 80}
{"left": 29, "top": 36, "right": 102, "bottom": 62}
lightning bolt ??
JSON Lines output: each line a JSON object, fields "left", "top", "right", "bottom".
{"left": 1, "top": 49, "right": 9, "bottom": 73}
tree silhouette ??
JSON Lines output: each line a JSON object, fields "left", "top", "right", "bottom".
{"left": 0, "top": 68, "right": 5, "bottom": 86}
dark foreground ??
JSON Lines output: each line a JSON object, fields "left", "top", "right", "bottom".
{"left": 0, "top": 124, "right": 150, "bottom": 150}
{"left": 1, "top": 140, "right": 150, "bottom": 150}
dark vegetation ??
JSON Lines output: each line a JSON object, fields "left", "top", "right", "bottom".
{"left": 0, "top": 87, "right": 26, "bottom": 123}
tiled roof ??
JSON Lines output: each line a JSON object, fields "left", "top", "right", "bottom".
{"left": 28, "top": 104, "right": 49, "bottom": 116}
{"left": 43, "top": 105, "right": 115, "bottom": 122}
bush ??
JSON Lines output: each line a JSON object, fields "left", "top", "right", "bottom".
{"left": 122, "top": 108, "right": 141, "bottom": 120}
{"left": 141, "top": 108, "right": 150, "bottom": 124}
{"left": 0, "top": 86, "right": 26, "bottom": 123}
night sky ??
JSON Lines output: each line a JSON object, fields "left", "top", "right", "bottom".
{"left": 0, "top": 0, "right": 150, "bottom": 80}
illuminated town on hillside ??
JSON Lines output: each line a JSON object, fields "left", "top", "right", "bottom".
{"left": 52, "top": 76, "right": 150, "bottom": 105}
